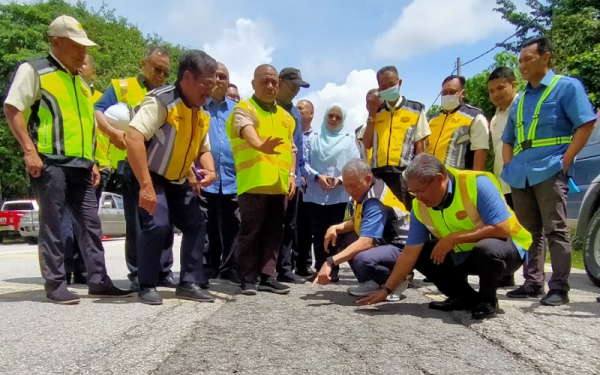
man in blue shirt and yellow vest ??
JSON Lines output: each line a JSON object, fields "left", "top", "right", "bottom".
{"left": 313, "top": 159, "right": 411, "bottom": 301}
{"left": 362, "top": 66, "right": 431, "bottom": 211}
{"left": 202, "top": 62, "right": 241, "bottom": 285}
{"left": 126, "top": 50, "right": 218, "bottom": 305}
{"left": 95, "top": 46, "right": 176, "bottom": 291}
{"left": 502, "top": 37, "right": 596, "bottom": 306}
{"left": 359, "top": 154, "right": 532, "bottom": 320}
{"left": 227, "top": 64, "right": 297, "bottom": 296}
{"left": 3, "top": 15, "right": 131, "bottom": 304}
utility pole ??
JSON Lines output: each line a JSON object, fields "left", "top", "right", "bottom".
{"left": 456, "top": 57, "right": 462, "bottom": 76}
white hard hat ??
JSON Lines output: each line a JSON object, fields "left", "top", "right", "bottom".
{"left": 104, "top": 103, "right": 133, "bottom": 132}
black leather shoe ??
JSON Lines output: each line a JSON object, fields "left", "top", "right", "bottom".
{"left": 498, "top": 274, "right": 515, "bottom": 287}
{"left": 138, "top": 287, "right": 162, "bottom": 305}
{"left": 158, "top": 275, "right": 178, "bottom": 288}
{"left": 176, "top": 283, "right": 216, "bottom": 302}
{"left": 429, "top": 297, "right": 475, "bottom": 312}
{"left": 506, "top": 285, "right": 543, "bottom": 298}
{"left": 540, "top": 289, "right": 569, "bottom": 306}
{"left": 295, "top": 268, "right": 314, "bottom": 277}
{"left": 472, "top": 301, "right": 498, "bottom": 320}
{"left": 277, "top": 272, "right": 306, "bottom": 284}
{"left": 130, "top": 277, "right": 140, "bottom": 292}
{"left": 88, "top": 285, "right": 134, "bottom": 298}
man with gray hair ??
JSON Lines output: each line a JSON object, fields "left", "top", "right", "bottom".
{"left": 126, "top": 50, "right": 218, "bottom": 305}
{"left": 313, "top": 159, "right": 410, "bottom": 300}
{"left": 358, "top": 154, "right": 532, "bottom": 319}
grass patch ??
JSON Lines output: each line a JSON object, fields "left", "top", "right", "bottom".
{"left": 545, "top": 230, "right": 585, "bottom": 270}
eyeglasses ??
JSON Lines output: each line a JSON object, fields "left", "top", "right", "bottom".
{"left": 145, "top": 60, "right": 170, "bottom": 78}
{"left": 216, "top": 73, "right": 228, "bottom": 81}
{"left": 407, "top": 179, "right": 434, "bottom": 197}
{"left": 327, "top": 113, "right": 342, "bottom": 121}
{"left": 283, "top": 80, "right": 300, "bottom": 93}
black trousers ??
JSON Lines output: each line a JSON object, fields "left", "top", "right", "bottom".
{"left": 31, "top": 165, "right": 111, "bottom": 295}
{"left": 276, "top": 191, "right": 300, "bottom": 276}
{"left": 203, "top": 190, "right": 241, "bottom": 279}
{"left": 415, "top": 239, "right": 523, "bottom": 303}
{"left": 307, "top": 202, "right": 347, "bottom": 273}
{"left": 295, "top": 190, "right": 313, "bottom": 272}
{"left": 121, "top": 161, "right": 173, "bottom": 281}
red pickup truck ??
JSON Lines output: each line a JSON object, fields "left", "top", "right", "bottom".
{"left": 0, "top": 200, "right": 38, "bottom": 243}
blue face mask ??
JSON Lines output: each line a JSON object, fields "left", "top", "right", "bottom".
{"left": 379, "top": 83, "right": 401, "bottom": 102}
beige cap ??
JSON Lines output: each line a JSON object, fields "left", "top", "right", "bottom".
{"left": 48, "top": 15, "right": 97, "bottom": 47}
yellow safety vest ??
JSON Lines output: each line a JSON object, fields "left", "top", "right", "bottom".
{"left": 226, "top": 97, "right": 294, "bottom": 195}
{"left": 24, "top": 56, "right": 95, "bottom": 163}
{"left": 428, "top": 103, "right": 484, "bottom": 169}
{"left": 91, "top": 89, "right": 103, "bottom": 103}
{"left": 90, "top": 89, "right": 112, "bottom": 169}
{"left": 145, "top": 85, "right": 210, "bottom": 181}
{"left": 371, "top": 99, "right": 424, "bottom": 169}
{"left": 353, "top": 178, "right": 409, "bottom": 246}
{"left": 413, "top": 168, "right": 532, "bottom": 253}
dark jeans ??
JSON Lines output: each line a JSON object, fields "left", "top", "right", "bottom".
{"left": 415, "top": 239, "right": 523, "bottom": 304}
{"left": 137, "top": 175, "right": 206, "bottom": 287}
{"left": 348, "top": 244, "right": 402, "bottom": 285}
{"left": 511, "top": 171, "right": 571, "bottom": 291}
{"left": 121, "top": 161, "right": 173, "bottom": 281}
{"left": 277, "top": 191, "right": 300, "bottom": 276}
{"left": 372, "top": 169, "right": 412, "bottom": 211}
{"left": 296, "top": 191, "right": 313, "bottom": 272}
{"left": 61, "top": 207, "right": 86, "bottom": 275}
{"left": 307, "top": 202, "right": 348, "bottom": 274}
{"left": 235, "top": 193, "right": 287, "bottom": 284}
{"left": 203, "top": 190, "right": 241, "bottom": 279}
{"left": 31, "top": 165, "right": 111, "bottom": 295}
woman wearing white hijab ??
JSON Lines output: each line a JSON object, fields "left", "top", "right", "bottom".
{"left": 303, "top": 103, "right": 359, "bottom": 280}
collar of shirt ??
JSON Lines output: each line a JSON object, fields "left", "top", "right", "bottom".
{"left": 137, "top": 75, "right": 152, "bottom": 91}
{"left": 495, "top": 93, "right": 519, "bottom": 116}
{"left": 206, "top": 96, "right": 232, "bottom": 110}
{"left": 526, "top": 69, "right": 556, "bottom": 91}
{"left": 252, "top": 95, "right": 277, "bottom": 113}
{"left": 303, "top": 129, "right": 312, "bottom": 136}
{"left": 48, "top": 52, "right": 75, "bottom": 76}
{"left": 432, "top": 175, "right": 455, "bottom": 211}
{"left": 385, "top": 96, "right": 405, "bottom": 111}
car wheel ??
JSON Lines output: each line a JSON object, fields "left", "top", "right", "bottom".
{"left": 583, "top": 209, "right": 600, "bottom": 287}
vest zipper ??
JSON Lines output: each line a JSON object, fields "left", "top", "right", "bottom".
{"left": 386, "top": 109, "right": 394, "bottom": 165}
{"left": 73, "top": 76, "right": 85, "bottom": 158}
{"left": 432, "top": 113, "right": 449, "bottom": 157}
{"left": 179, "top": 110, "right": 197, "bottom": 179}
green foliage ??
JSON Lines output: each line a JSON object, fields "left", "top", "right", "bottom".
{"left": 0, "top": 0, "right": 185, "bottom": 199}
{"left": 426, "top": 104, "right": 443, "bottom": 120}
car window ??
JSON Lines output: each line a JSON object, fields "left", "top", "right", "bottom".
{"left": 2, "top": 202, "right": 34, "bottom": 211}
{"left": 102, "top": 195, "right": 117, "bottom": 209}
{"left": 114, "top": 195, "right": 124, "bottom": 210}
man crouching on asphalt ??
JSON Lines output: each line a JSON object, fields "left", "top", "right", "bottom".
{"left": 312, "top": 159, "right": 411, "bottom": 301}
{"left": 358, "top": 154, "right": 532, "bottom": 319}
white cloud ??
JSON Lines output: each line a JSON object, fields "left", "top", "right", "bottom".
{"left": 373, "top": 0, "right": 511, "bottom": 60}
{"left": 165, "top": 0, "right": 232, "bottom": 43}
{"left": 203, "top": 18, "right": 276, "bottom": 98}
{"left": 297, "top": 69, "right": 377, "bottom": 132}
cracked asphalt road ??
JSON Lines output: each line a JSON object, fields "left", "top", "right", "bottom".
{"left": 0, "top": 237, "right": 598, "bottom": 374}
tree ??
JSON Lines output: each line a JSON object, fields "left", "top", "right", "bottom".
{"left": 0, "top": 0, "right": 185, "bottom": 199}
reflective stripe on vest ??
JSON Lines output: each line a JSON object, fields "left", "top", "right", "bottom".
{"left": 145, "top": 85, "right": 210, "bottom": 181}
{"left": 25, "top": 57, "right": 95, "bottom": 161}
{"left": 226, "top": 98, "right": 294, "bottom": 195}
{"left": 370, "top": 100, "right": 423, "bottom": 169}
{"left": 428, "top": 104, "right": 482, "bottom": 169}
{"left": 91, "top": 89, "right": 111, "bottom": 168}
{"left": 353, "top": 178, "right": 409, "bottom": 245}
{"left": 513, "top": 75, "right": 570, "bottom": 155}
{"left": 413, "top": 168, "right": 532, "bottom": 252}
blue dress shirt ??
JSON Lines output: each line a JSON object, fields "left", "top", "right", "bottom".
{"left": 501, "top": 70, "right": 596, "bottom": 188}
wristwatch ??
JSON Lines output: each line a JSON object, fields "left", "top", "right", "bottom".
{"left": 367, "top": 116, "right": 375, "bottom": 123}
{"left": 289, "top": 172, "right": 297, "bottom": 178}
{"left": 326, "top": 256, "right": 335, "bottom": 266}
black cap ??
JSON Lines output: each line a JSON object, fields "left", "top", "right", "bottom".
{"left": 279, "top": 67, "right": 310, "bottom": 88}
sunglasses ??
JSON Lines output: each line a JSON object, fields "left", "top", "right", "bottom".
{"left": 283, "top": 80, "right": 300, "bottom": 92}
{"left": 145, "top": 60, "right": 170, "bottom": 78}
{"left": 328, "top": 113, "right": 342, "bottom": 121}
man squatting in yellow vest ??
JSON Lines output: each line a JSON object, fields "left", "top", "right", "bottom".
{"left": 3, "top": 15, "right": 132, "bottom": 304}
{"left": 227, "top": 64, "right": 298, "bottom": 296}
{"left": 125, "top": 50, "right": 218, "bottom": 305}
{"left": 358, "top": 154, "right": 532, "bottom": 320}
{"left": 94, "top": 46, "right": 177, "bottom": 291}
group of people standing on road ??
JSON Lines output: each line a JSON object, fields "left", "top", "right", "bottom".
{"left": 3, "top": 15, "right": 598, "bottom": 317}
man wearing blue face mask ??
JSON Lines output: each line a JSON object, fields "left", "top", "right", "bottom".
{"left": 362, "top": 66, "right": 431, "bottom": 211}
{"left": 428, "top": 75, "right": 489, "bottom": 171}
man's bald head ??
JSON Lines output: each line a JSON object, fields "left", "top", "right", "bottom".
{"left": 252, "top": 64, "right": 279, "bottom": 103}
{"left": 296, "top": 99, "right": 314, "bottom": 131}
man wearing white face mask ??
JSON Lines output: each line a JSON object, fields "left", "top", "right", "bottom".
{"left": 362, "top": 66, "right": 430, "bottom": 211}
{"left": 428, "top": 75, "right": 489, "bottom": 171}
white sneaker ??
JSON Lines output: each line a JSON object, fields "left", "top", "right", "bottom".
{"left": 347, "top": 280, "right": 381, "bottom": 297}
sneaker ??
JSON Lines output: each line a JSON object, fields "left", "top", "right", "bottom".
{"left": 258, "top": 276, "right": 291, "bottom": 294}
{"left": 88, "top": 285, "right": 134, "bottom": 298}
{"left": 506, "top": 284, "right": 543, "bottom": 299}
{"left": 540, "top": 289, "right": 569, "bottom": 306}
{"left": 138, "top": 287, "right": 162, "bottom": 305}
{"left": 175, "top": 283, "right": 216, "bottom": 302}
{"left": 240, "top": 283, "right": 258, "bottom": 295}
{"left": 47, "top": 290, "right": 80, "bottom": 305}
{"left": 347, "top": 280, "right": 381, "bottom": 297}
{"left": 277, "top": 272, "right": 306, "bottom": 284}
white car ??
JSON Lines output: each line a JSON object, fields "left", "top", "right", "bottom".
{"left": 19, "top": 192, "right": 127, "bottom": 240}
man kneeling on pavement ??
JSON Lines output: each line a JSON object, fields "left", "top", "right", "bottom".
{"left": 358, "top": 154, "right": 532, "bottom": 319}
{"left": 313, "top": 159, "right": 411, "bottom": 301}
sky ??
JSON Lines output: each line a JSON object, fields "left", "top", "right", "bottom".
{"left": 13, "top": 0, "right": 528, "bottom": 130}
